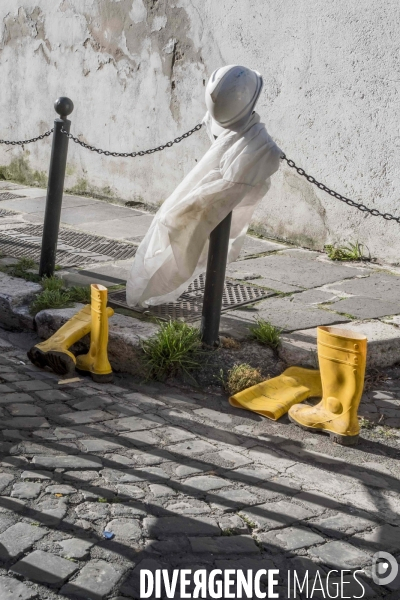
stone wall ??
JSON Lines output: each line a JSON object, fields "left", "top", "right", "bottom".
{"left": 0, "top": 1, "right": 399, "bottom": 262}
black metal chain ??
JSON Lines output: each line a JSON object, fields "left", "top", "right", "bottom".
{"left": 0, "top": 129, "right": 54, "bottom": 146}
{"left": 60, "top": 123, "right": 203, "bottom": 157}
{"left": 2, "top": 121, "right": 397, "bottom": 225}
{"left": 281, "top": 153, "right": 400, "bottom": 224}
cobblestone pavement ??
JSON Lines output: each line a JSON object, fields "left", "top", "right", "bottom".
{"left": 0, "top": 328, "right": 399, "bottom": 599}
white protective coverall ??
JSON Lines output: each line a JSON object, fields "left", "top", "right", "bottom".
{"left": 126, "top": 111, "right": 281, "bottom": 307}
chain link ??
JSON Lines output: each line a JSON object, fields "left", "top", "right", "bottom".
{"left": 281, "top": 154, "right": 400, "bottom": 224}
{"left": 60, "top": 123, "right": 203, "bottom": 157}
{"left": 0, "top": 129, "right": 54, "bottom": 146}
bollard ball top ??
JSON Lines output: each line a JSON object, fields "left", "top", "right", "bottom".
{"left": 54, "top": 97, "right": 74, "bottom": 118}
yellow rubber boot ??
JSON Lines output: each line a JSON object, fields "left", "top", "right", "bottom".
{"left": 229, "top": 367, "right": 322, "bottom": 420}
{"left": 28, "top": 304, "right": 114, "bottom": 376}
{"left": 75, "top": 284, "right": 114, "bottom": 383}
{"left": 288, "top": 326, "right": 367, "bottom": 445}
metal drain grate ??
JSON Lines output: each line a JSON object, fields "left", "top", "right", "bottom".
{"left": 0, "top": 224, "right": 137, "bottom": 268}
{"left": 108, "top": 275, "right": 270, "bottom": 322}
{"left": 8, "top": 224, "right": 138, "bottom": 261}
{"left": 0, "top": 192, "right": 24, "bottom": 201}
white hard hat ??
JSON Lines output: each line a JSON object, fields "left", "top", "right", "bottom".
{"left": 205, "top": 65, "right": 263, "bottom": 135}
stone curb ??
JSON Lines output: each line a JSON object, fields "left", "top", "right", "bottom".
{"left": 1, "top": 271, "right": 400, "bottom": 374}
{"left": 280, "top": 320, "right": 400, "bottom": 369}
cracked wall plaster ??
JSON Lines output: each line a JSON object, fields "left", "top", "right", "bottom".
{"left": 0, "top": 0, "right": 399, "bottom": 262}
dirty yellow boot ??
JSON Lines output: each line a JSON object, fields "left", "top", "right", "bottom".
{"left": 288, "top": 326, "right": 367, "bottom": 446}
{"left": 75, "top": 284, "right": 114, "bottom": 383}
{"left": 229, "top": 367, "right": 322, "bottom": 420}
{"left": 28, "top": 305, "right": 113, "bottom": 376}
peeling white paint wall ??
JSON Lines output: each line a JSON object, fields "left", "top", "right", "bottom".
{"left": 0, "top": 1, "right": 399, "bottom": 262}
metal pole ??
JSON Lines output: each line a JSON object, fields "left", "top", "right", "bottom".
{"left": 201, "top": 211, "right": 232, "bottom": 347}
{"left": 39, "top": 97, "right": 74, "bottom": 278}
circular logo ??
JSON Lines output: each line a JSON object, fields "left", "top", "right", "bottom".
{"left": 372, "top": 552, "right": 399, "bottom": 586}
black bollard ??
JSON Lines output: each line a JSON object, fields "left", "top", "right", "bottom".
{"left": 200, "top": 211, "right": 232, "bottom": 347}
{"left": 39, "top": 97, "right": 74, "bottom": 278}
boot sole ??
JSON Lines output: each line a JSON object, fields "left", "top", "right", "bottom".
{"left": 76, "top": 367, "right": 113, "bottom": 384}
{"left": 27, "top": 348, "right": 76, "bottom": 376}
{"left": 288, "top": 415, "right": 359, "bottom": 446}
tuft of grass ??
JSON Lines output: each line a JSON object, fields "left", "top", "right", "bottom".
{"left": 324, "top": 241, "right": 370, "bottom": 262}
{"left": 30, "top": 280, "right": 91, "bottom": 315}
{"left": 30, "top": 289, "right": 73, "bottom": 315}
{"left": 222, "top": 363, "right": 264, "bottom": 396}
{"left": 42, "top": 276, "right": 64, "bottom": 291}
{"left": 141, "top": 320, "right": 205, "bottom": 381}
{"left": 240, "top": 514, "right": 256, "bottom": 530}
{"left": 0, "top": 257, "right": 41, "bottom": 282}
{"left": 359, "top": 417, "right": 375, "bottom": 430}
{"left": 68, "top": 285, "right": 91, "bottom": 304}
{"left": 249, "top": 317, "right": 282, "bottom": 349}
{"left": 221, "top": 528, "right": 236, "bottom": 536}
{"left": 220, "top": 336, "right": 241, "bottom": 350}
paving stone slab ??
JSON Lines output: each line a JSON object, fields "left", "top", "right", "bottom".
{"left": 207, "top": 487, "right": 260, "bottom": 511}
{"left": 144, "top": 516, "right": 220, "bottom": 538}
{"left": 6, "top": 403, "right": 43, "bottom": 416}
{"left": 34, "top": 389, "right": 71, "bottom": 401}
{"left": 0, "top": 522, "right": 48, "bottom": 560}
{"left": 2, "top": 417, "right": 50, "bottom": 430}
{"left": 72, "top": 396, "right": 114, "bottom": 411}
{"left": 327, "top": 271, "right": 400, "bottom": 300}
{"left": 11, "top": 482, "right": 42, "bottom": 499}
{"left": 105, "top": 518, "right": 141, "bottom": 541}
{"left": 81, "top": 438, "right": 123, "bottom": 453}
{"left": 189, "top": 534, "right": 260, "bottom": 554}
{"left": 0, "top": 473, "right": 14, "bottom": 493}
{"left": 60, "top": 560, "right": 122, "bottom": 599}
{"left": 0, "top": 575, "right": 38, "bottom": 600}
{"left": 11, "top": 549, "right": 78, "bottom": 585}
{"left": 183, "top": 475, "right": 232, "bottom": 493}
{"left": 226, "top": 253, "right": 367, "bottom": 288}
{"left": 352, "top": 524, "right": 400, "bottom": 553}
{"left": 149, "top": 483, "right": 176, "bottom": 497}
{"left": 106, "top": 414, "right": 165, "bottom": 432}
{"left": 247, "top": 447, "right": 296, "bottom": 472}
{"left": 166, "top": 439, "right": 217, "bottom": 456}
{"left": 309, "top": 540, "right": 371, "bottom": 569}
{"left": 312, "top": 512, "right": 378, "bottom": 538}
{"left": 331, "top": 295, "right": 400, "bottom": 318}
{"left": 160, "top": 426, "right": 196, "bottom": 443}
{"left": 13, "top": 380, "right": 52, "bottom": 392}
{"left": 165, "top": 499, "right": 211, "bottom": 516}
{"left": 75, "top": 502, "right": 110, "bottom": 521}
{"left": 32, "top": 455, "right": 103, "bottom": 469}
{"left": 30, "top": 499, "right": 68, "bottom": 526}
{"left": 258, "top": 525, "right": 324, "bottom": 552}
{"left": 60, "top": 409, "right": 113, "bottom": 425}
{"left": 45, "top": 484, "right": 77, "bottom": 495}
{"left": 240, "top": 500, "right": 314, "bottom": 531}
{"left": 58, "top": 537, "right": 95, "bottom": 559}
{"left": 0, "top": 393, "right": 36, "bottom": 405}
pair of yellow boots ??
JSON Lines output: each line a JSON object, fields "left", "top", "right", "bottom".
{"left": 28, "top": 284, "right": 114, "bottom": 383}
{"left": 230, "top": 326, "right": 367, "bottom": 446}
